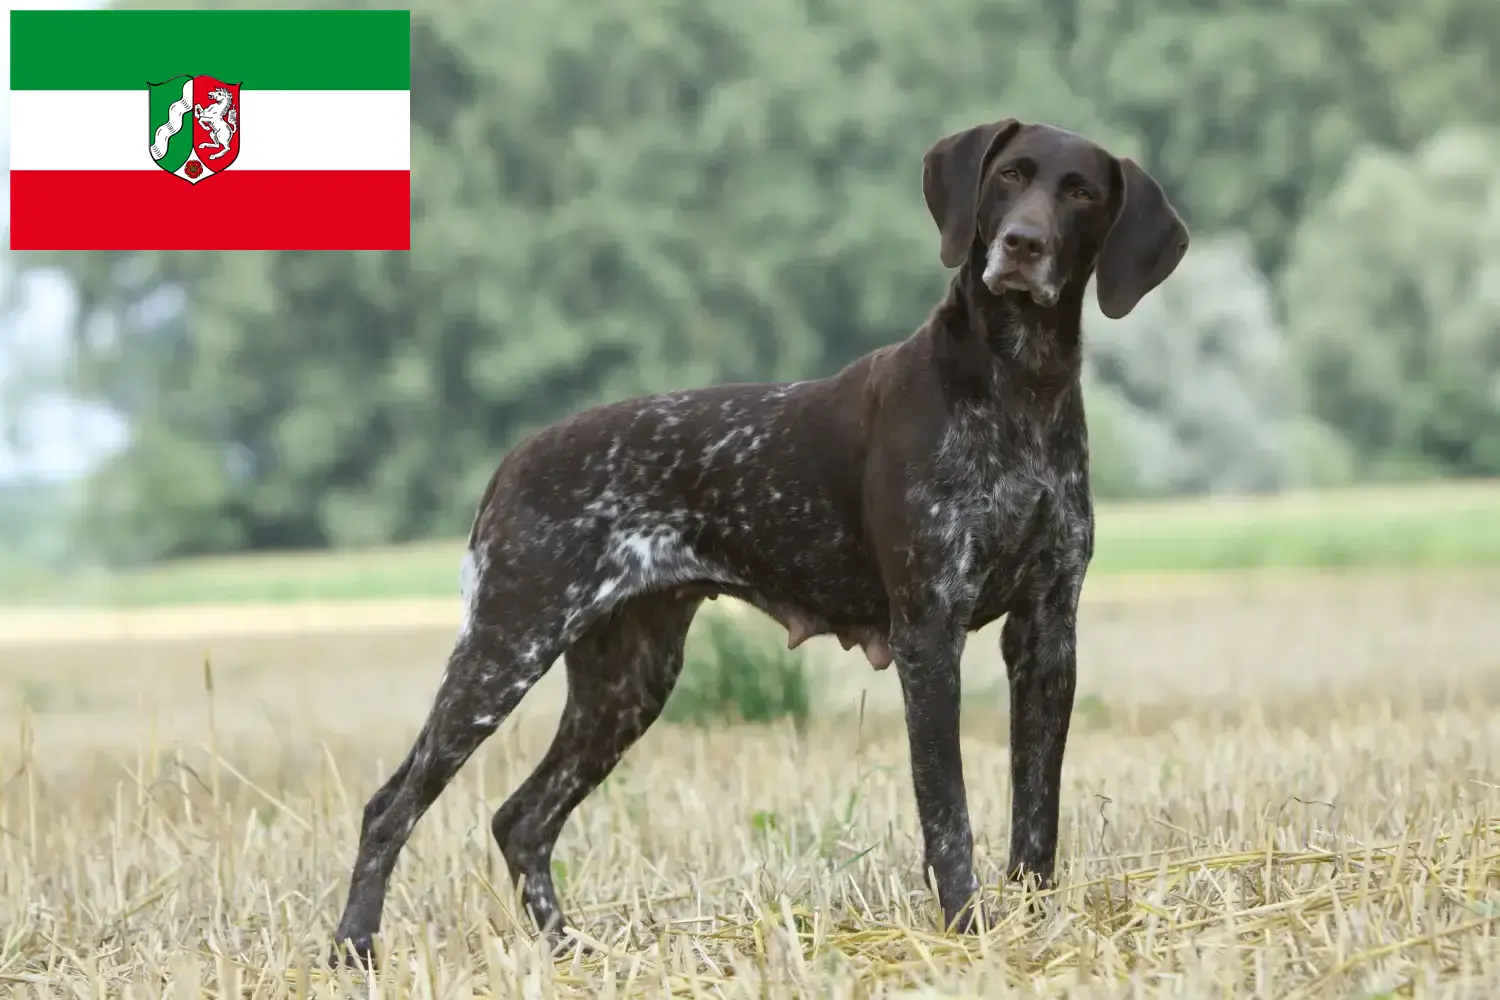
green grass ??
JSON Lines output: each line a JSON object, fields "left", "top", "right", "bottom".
{"left": 664, "top": 613, "right": 814, "bottom": 728}
{"left": 1089, "top": 479, "right": 1500, "bottom": 574}
{"left": 5, "top": 480, "right": 1499, "bottom": 607}
{"left": 0, "top": 539, "right": 465, "bottom": 607}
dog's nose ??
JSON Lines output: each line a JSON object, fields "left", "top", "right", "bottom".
{"left": 1000, "top": 224, "right": 1048, "bottom": 261}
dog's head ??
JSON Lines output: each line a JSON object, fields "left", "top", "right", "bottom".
{"left": 922, "top": 119, "right": 1189, "bottom": 318}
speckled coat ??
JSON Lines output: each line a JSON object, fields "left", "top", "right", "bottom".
{"left": 330, "top": 118, "right": 1189, "bottom": 965}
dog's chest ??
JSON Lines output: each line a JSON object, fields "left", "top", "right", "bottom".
{"left": 922, "top": 404, "right": 1082, "bottom": 582}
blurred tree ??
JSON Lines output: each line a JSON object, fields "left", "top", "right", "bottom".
{"left": 1064, "top": 0, "right": 1500, "bottom": 277}
{"left": 11, "top": 0, "right": 1498, "bottom": 560}
{"left": 1082, "top": 234, "right": 1304, "bottom": 497}
{"left": 32, "top": 0, "right": 945, "bottom": 558}
{"left": 1281, "top": 126, "right": 1500, "bottom": 480}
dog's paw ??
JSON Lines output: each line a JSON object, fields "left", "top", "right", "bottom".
{"left": 943, "top": 899, "right": 999, "bottom": 935}
{"left": 327, "top": 934, "right": 377, "bottom": 970}
{"left": 541, "top": 924, "right": 575, "bottom": 956}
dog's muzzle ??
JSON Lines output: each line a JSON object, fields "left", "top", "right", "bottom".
{"left": 982, "top": 223, "right": 1059, "bottom": 307}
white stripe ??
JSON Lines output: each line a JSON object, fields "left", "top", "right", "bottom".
{"left": 9, "top": 90, "right": 410, "bottom": 171}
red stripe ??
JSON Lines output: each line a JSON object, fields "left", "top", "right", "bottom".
{"left": 9, "top": 170, "right": 410, "bottom": 251}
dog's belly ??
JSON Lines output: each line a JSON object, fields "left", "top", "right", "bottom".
{"left": 710, "top": 587, "right": 895, "bottom": 670}
{"left": 692, "top": 520, "right": 895, "bottom": 669}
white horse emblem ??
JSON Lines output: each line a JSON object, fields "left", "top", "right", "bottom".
{"left": 195, "top": 87, "right": 238, "bottom": 161}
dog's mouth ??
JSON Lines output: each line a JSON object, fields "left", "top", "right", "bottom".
{"left": 982, "top": 244, "right": 1059, "bottom": 308}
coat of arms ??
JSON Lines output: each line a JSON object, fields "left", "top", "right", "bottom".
{"left": 148, "top": 74, "right": 241, "bottom": 184}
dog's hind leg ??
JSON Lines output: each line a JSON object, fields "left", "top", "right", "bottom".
{"left": 491, "top": 591, "right": 701, "bottom": 940}
{"left": 328, "top": 610, "right": 566, "bottom": 967}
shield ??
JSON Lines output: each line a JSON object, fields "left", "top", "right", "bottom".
{"left": 147, "top": 74, "right": 242, "bottom": 184}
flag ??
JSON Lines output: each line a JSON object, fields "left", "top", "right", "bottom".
{"left": 8, "top": 9, "right": 411, "bottom": 251}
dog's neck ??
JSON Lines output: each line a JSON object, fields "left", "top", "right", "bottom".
{"left": 926, "top": 252, "right": 1088, "bottom": 408}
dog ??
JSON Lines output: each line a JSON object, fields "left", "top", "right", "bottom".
{"left": 329, "top": 118, "right": 1188, "bottom": 965}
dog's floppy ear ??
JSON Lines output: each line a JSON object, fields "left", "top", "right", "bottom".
{"left": 922, "top": 118, "right": 1021, "bottom": 269}
{"left": 1095, "top": 157, "right": 1190, "bottom": 319}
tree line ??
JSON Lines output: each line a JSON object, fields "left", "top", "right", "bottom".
{"left": 9, "top": 0, "right": 1500, "bottom": 564}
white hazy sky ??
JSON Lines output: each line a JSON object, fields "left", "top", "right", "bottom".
{"left": 2, "top": 0, "right": 128, "bottom": 483}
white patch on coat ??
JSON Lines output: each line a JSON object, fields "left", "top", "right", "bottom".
{"left": 982, "top": 238, "right": 1059, "bottom": 308}
{"left": 459, "top": 545, "right": 483, "bottom": 635}
{"left": 586, "top": 521, "right": 742, "bottom": 610}
{"left": 982, "top": 238, "right": 1007, "bottom": 290}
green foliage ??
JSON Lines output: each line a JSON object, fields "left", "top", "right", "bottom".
{"left": 1089, "top": 485, "right": 1500, "bottom": 575}
{"left": 0, "top": 480, "right": 79, "bottom": 577}
{"left": 1083, "top": 233, "right": 1301, "bottom": 497}
{"left": 1282, "top": 125, "right": 1500, "bottom": 480}
{"left": 1078, "top": 382, "right": 1153, "bottom": 501}
{"left": 749, "top": 809, "right": 781, "bottom": 835}
{"left": 1063, "top": 0, "right": 1500, "bottom": 278}
{"left": 6, "top": 484, "right": 1500, "bottom": 607}
{"left": 9, "top": 0, "right": 1500, "bottom": 563}
{"left": 663, "top": 613, "right": 812, "bottom": 728}
{"left": 1073, "top": 693, "right": 1112, "bottom": 730}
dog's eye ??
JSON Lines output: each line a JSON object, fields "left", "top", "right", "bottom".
{"left": 1070, "top": 187, "right": 1094, "bottom": 201}
{"left": 999, "top": 168, "right": 1022, "bottom": 183}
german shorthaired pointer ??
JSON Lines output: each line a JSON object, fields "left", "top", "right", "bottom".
{"left": 330, "top": 118, "right": 1188, "bottom": 964}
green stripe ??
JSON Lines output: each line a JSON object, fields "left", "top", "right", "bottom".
{"left": 148, "top": 76, "right": 195, "bottom": 173}
{"left": 10, "top": 10, "right": 410, "bottom": 90}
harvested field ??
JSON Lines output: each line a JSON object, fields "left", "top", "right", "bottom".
{"left": 7, "top": 480, "right": 1500, "bottom": 609}
{"left": 2, "top": 569, "right": 1499, "bottom": 995}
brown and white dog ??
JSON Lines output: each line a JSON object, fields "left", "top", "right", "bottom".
{"left": 331, "top": 118, "right": 1188, "bottom": 965}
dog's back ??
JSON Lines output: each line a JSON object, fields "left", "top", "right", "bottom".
{"left": 466, "top": 350, "right": 904, "bottom": 633}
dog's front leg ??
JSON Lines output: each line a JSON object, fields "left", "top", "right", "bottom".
{"left": 1000, "top": 582, "right": 1080, "bottom": 889}
{"left": 889, "top": 613, "right": 983, "bottom": 932}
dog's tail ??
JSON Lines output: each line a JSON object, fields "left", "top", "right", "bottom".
{"left": 465, "top": 468, "right": 504, "bottom": 553}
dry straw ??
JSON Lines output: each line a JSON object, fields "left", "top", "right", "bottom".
{"left": 3, "top": 587, "right": 1499, "bottom": 997}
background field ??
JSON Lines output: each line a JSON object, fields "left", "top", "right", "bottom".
{"left": 5, "top": 480, "right": 1500, "bottom": 608}
{"left": 3, "top": 496, "right": 1499, "bottom": 996}
{"left": 5, "top": 0, "right": 1499, "bottom": 991}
